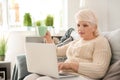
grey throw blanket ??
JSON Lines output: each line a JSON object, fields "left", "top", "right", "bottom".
{"left": 102, "top": 60, "right": 120, "bottom": 80}
{"left": 12, "top": 64, "right": 19, "bottom": 80}
{"left": 12, "top": 55, "right": 31, "bottom": 80}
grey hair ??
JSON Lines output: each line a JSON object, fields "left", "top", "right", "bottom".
{"left": 75, "top": 9, "right": 99, "bottom": 36}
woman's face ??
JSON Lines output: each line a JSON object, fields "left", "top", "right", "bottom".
{"left": 76, "top": 21, "right": 96, "bottom": 40}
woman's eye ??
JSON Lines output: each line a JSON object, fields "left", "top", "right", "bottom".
{"left": 77, "top": 24, "right": 80, "bottom": 27}
{"left": 83, "top": 24, "right": 88, "bottom": 27}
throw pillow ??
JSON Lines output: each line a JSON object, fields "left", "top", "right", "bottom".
{"left": 60, "top": 28, "right": 74, "bottom": 42}
{"left": 16, "top": 55, "right": 31, "bottom": 80}
{"left": 103, "top": 60, "right": 120, "bottom": 80}
{"left": 103, "top": 29, "right": 120, "bottom": 64}
{"left": 57, "top": 36, "right": 73, "bottom": 47}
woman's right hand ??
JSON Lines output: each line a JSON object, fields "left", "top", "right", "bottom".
{"left": 44, "top": 31, "right": 54, "bottom": 43}
{"left": 58, "top": 62, "right": 79, "bottom": 72}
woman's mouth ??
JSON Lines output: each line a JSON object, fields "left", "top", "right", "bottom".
{"left": 79, "top": 32, "right": 84, "bottom": 35}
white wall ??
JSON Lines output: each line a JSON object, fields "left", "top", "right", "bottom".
{"left": 108, "top": 0, "right": 120, "bottom": 31}
{"left": 65, "top": 0, "right": 80, "bottom": 29}
{"left": 67, "top": 0, "right": 120, "bottom": 32}
{"left": 68, "top": 0, "right": 80, "bottom": 28}
{"left": 85, "top": 0, "right": 108, "bottom": 32}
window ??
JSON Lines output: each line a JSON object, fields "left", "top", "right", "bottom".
{"left": 7, "top": 0, "right": 65, "bottom": 32}
{"left": 0, "top": 0, "right": 8, "bottom": 30}
{"left": 0, "top": 2, "right": 2, "bottom": 25}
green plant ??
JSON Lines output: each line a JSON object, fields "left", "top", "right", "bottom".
{"left": 35, "top": 20, "right": 41, "bottom": 27}
{"left": 23, "top": 13, "right": 32, "bottom": 26}
{"left": 0, "top": 38, "right": 7, "bottom": 56}
{"left": 45, "top": 15, "right": 54, "bottom": 27}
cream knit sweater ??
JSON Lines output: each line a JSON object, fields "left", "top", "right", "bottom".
{"left": 57, "top": 35, "right": 111, "bottom": 79}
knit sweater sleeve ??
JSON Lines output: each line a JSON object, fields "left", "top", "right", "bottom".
{"left": 56, "top": 42, "right": 71, "bottom": 57}
{"left": 78, "top": 37, "right": 112, "bottom": 79}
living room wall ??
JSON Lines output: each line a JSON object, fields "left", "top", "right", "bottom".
{"left": 67, "top": 0, "right": 120, "bottom": 32}
{"left": 108, "top": 0, "right": 120, "bottom": 31}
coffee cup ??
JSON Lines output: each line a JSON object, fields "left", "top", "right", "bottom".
{"left": 38, "top": 26, "right": 47, "bottom": 36}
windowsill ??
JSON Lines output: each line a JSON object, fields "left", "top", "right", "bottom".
{"left": 0, "top": 27, "right": 66, "bottom": 37}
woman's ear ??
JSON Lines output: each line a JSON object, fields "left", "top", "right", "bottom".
{"left": 92, "top": 25, "right": 97, "bottom": 32}
{"left": 92, "top": 25, "right": 98, "bottom": 36}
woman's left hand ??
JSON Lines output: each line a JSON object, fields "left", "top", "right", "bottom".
{"left": 44, "top": 31, "right": 54, "bottom": 43}
{"left": 58, "top": 62, "right": 79, "bottom": 72}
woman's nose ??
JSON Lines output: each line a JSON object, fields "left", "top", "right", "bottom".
{"left": 78, "top": 26, "right": 83, "bottom": 31}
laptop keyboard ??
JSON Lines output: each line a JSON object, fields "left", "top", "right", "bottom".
{"left": 59, "top": 72, "right": 78, "bottom": 77}
{"left": 59, "top": 73, "right": 69, "bottom": 76}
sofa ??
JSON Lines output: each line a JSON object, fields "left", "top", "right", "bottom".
{"left": 12, "top": 28, "right": 120, "bottom": 80}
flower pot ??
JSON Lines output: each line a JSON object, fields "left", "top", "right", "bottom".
{"left": 0, "top": 55, "right": 5, "bottom": 61}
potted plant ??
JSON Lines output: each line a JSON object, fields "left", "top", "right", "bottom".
{"left": 35, "top": 20, "right": 42, "bottom": 35}
{"left": 23, "top": 13, "right": 32, "bottom": 27}
{"left": 45, "top": 15, "right": 54, "bottom": 35}
{"left": 35, "top": 20, "right": 41, "bottom": 27}
{"left": 45, "top": 15, "right": 54, "bottom": 28}
{"left": 0, "top": 38, "right": 7, "bottom": 61}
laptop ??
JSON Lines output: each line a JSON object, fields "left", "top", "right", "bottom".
{"left": 25, "top": 37, "right": 78, "bottom": 78}
{"left": 25, "top": 36, "right": 45, "bottom": 43}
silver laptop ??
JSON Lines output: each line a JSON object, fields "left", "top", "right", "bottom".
{"left": 25, "top": 37, "right": 78, "bottom": 78}
{"left": 25, "top": 36, "right": 45, "bottom": 43}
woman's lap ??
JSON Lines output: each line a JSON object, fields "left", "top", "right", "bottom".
{"left": 23, "top": 74, "right": 53, "bottom": 80}
{"left": 24, "top": 73, "right": 95, "bottom": 80}
{"left": 23, "top": 74, "right": 40, "bottom": 80}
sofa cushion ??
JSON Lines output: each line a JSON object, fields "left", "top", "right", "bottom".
{"left": 103, "top": 29, "right": 120, "bottom": 64}
{"left": 102, "top": 60, "right": 120, "bottom": 80}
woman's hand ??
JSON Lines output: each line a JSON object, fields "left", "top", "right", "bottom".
{"left": 58, "top": 62, "right": 71, "bottom": 71}
{"left": 58, "top": 62, "right": 79, "bottom": 72}
{"left": 44, "top": 31, "right": 54, "bottom": 43}
{"left": 44, "top": 31, "right": 51, "bottom": 39}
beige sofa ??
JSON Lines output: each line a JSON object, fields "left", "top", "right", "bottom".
{"left": 12, "top": 28, "right": 120, "bottom": 80}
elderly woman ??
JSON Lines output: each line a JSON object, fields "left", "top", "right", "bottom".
{"left": 24, "top": 9, "right": 111, "bottom": 80}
